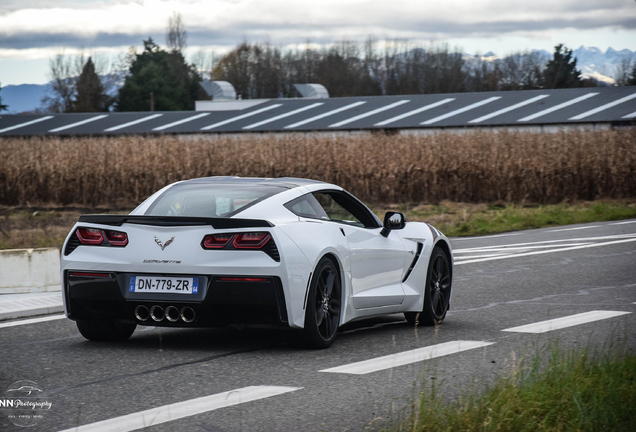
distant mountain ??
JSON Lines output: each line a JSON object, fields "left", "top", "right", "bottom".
{"left": 1, "top": 83, "right": 52, "bottom": 114}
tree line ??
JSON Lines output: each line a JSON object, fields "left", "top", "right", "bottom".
{"left": 26, "top": 14, "right": 636, "bottom": 114}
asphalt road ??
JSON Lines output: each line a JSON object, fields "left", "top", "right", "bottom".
{"left": 1, "top": 219, "right": 635, "bottom": 432}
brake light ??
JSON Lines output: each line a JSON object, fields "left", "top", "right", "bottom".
{"left": 105, "top": 230, "right": 128, "bottom": 246}
{"left": 203, "top": 234, "right": 233, "bottom": 249}
{"left": 76, "top": 227, "right": 104, "bottom": 245}
{"left": 71, "top": 272, "right": 111, "bottom": 278}
{"left": 233, "top": 232, "right": 271, "bottom": 249}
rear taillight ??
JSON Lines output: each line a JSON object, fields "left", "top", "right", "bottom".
{"left": 105, "top": 230, "right": 128, "bottom": 246}
{"left": 202, "top": 234, "right": 233, "bottom": 249}
{"left": 75, "top": 227, "right": 128, "bottom": 247}
{"left": 233, "top": 232, "right": 271, "bottom": 249}
{"left": 76, "top": 227, "right": 104, "bottom": 245}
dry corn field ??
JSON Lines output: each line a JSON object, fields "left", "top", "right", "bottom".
{"left": 0, "top": 129, "right": 634, "bottom": 207}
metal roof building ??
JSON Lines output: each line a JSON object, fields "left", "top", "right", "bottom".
{"left": 0, "top": 87, "right": 634, "bottom": 136}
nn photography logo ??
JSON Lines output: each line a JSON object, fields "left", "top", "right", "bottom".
{"left": 0, "top": 380, "right": 53, "bottom": 428}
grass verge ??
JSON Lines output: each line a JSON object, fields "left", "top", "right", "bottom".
{"left": 384, "top": 345, "right": 636, "bottom": 432}
{"left": 375, "top": 200, "right": 636, "bottom": 237}
{"left": 1, "top": 200, "right": 635, "bottom": 249}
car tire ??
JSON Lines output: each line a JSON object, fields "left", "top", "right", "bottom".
{"left": 405, "top": 246, "right": 452, "bottom": 326}
{"left": 76, "top": 320, "right": 136, "bottom": 341}
{"left": 302, "top": 257, "right": 342, "bottom": 349}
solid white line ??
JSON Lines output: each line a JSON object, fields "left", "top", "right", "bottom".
{"left": 421, "top": 97, "right": 501, "bottom": 125}
{"left": 243, "top": 103, "right": 323, "bottom": 129}
{"left": 285, "top": 102, "right": 366, "bottom": 128}
{"left": 0, "top": 116, "right": 54, "bottom": 133}
{"left": 454, "top": 252, "right": 513, "bottom": 261}
{"left": 57, "top": 386, "right": 301, "bottom": 432}
{"left": 453, "top": 243, "right": 591, "bottom": 254}
{"left": 375, "top": 98, "right": 455, "bottom": 126}
{"left": 453, "top": 234, "right": 636, "bottom": 253}
{"left": 104, "top": 114, "right": 163, "bottom": 132}
{"left": 0, "top": 314, "right": 66, "bottom": 329}
{"left": 501, "top": 310, "right": 631, "bottom": 334}
{"left": 200, "top": 104, "right": 282, "bottom": 130}
{"left": 455, "top": 237, "right": 636, "bottom": 265}
{"left": 49, "top": 115, "right": 109, "bottom": 132}
{"left": 329, "top": 100, "right": 410, "bottom": 127}
{"left": 152, "top": 113, "right": 211, "bottom": 131}
{"left": 319, "top": 341, "right": 494, "bottom": 375}
{"left": 548, "top": 225, "right": 600, "bottom": 232}
{"left": 569, "top": 92, "right": 636, "bottom": 120}
{"left": 469, "top": 95, "right": 549, "bottom": 123}
{"left": 518, "top": 93, "right": 599, "bottom": 122}
{"left": 610, "top": 220, "right": 636, "bottom": 225}
{"left": 622, "top": 110, "right": 636, "bottom": 119}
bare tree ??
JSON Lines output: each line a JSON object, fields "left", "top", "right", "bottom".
{"left": 166, "top": 12, "right": 187, "bottom": 53}
{"left": 613, "top": 58, "right": 634, "bottom": 86}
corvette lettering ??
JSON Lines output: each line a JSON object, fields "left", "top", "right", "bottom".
{"left": 143, "top": 259, "right": 181, "bottom": 264}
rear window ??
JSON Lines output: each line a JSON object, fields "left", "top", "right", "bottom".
{"left": 145, "top": 183, "right": 285, "bottom": 218}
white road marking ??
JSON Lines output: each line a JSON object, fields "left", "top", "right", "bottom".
{"left": 518, "top": 93, "right": 598, "bottom": 122}
{"left": 502, "top": 310, "right": 631, "bottom": 334}
{"left": 200, "top": 104, "right": 282, "bottom": 130}
{"left": 469, "top": 95, "right": 549, "bottom": 123}
{"left": 152, "top": 113, "right": 211, "bottom": 131}
{"left": 421, "top": 97, "right": 501, "bottom": 125}
{"left": 453, "top": 252, "right": 513, "bottom": 261}
{"left": 49, "top": 115, "right": 109, "bottom": 132}
{"left": 0, "top": 314, "right": 66, "bottom": 329}
{"left": 569, "top": 92, "right": 636, "bottom": 120}
{"left": 610, "top": 220, "right": 636, "bottom": 225}
{"left": 622, "top": 111, "right": 636, "bottom": 119}
{"left": 455, "top": 237, "right": 636, "bottom": 265}
{"left": 57, "top": 386, "right": 301, "bottom": 432}
{"left": 243, "top": 103, "right": 323, "bottom": 129}
{"left": 319, "top": 341, "right": 494, "bottom": 375}
{"left": 453, "top": 243, "right": 591, "bottom": 254}
{"left": 0, "top": 116, "right": 54, "bottom": 133}
{"left": 329, "top": 100, "right": 410, "bottom": 127}
{"left": 104, "top": 114, "right": 163, "bottom": 132}
{"left": 374, "top": 98, "right": 455, "bottom": 126}
{"left": 548, "top": 225, "right": 600, "bottom": 232}
{"left": 285, "top": 102, "right": 366, "bottom": 128}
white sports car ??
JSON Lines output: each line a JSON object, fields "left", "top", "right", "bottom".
{"left": 61, "top": 177, "right": 453, "bottom": 348}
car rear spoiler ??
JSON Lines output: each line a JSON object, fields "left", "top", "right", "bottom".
{"left": 77, "top": 215, "right": 274, "bottom": 228}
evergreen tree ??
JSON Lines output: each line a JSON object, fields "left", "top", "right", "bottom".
{"left": 0, "top": 83, "right": 7, "bottom": 111}
{"left": 117, "top": 38, "right": 203, "bottom": 111}
{"left": 541, "top": 44, "right": 583, "bottom": 89}
{"left": 73, "top": 57, "right": 109, "bottom": 112}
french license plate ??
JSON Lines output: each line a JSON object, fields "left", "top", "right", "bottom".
{"left": 129, "top": 276, "right": 199, "bottom": 294}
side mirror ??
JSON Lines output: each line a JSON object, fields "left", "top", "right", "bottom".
{"left": 380, "top": 211, "right": 406, "bottom": 237}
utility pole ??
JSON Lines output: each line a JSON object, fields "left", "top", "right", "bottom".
{"left": 150, "top": 92, "right": 155, "bottom": 111}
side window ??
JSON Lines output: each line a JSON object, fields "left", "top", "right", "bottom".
{"left": 313, "top": 193, "right": 364, "bottom": 227}
{"left": 284, "top": 194, "right": 329, "bottom": 220}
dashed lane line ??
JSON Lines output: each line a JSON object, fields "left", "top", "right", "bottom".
{"left": 56, "top": 386, "right": 302, "bottom": 432}
{"left": 0, "top": 314, "right": 66, "bottom": 329}
{"left": 319, "top": 341, "right": 494, "bottom": 375}
{"left": 501, "top": 311, "right": 631, "bottom": 334}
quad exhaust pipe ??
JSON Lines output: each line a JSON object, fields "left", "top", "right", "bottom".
{"left": 135, "top": 304, "right": 195, "bottom": 323}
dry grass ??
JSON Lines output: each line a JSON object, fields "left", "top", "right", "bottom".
{"left": 0, "top": 129, "right": 634, "bottom": 207}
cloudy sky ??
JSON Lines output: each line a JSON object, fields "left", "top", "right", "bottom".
{"left": 1, "top": 0, "right": 635, "bottom": 86}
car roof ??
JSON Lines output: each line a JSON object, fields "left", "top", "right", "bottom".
{"left": 180, "top": 176, "right": 327, "bottom": 189}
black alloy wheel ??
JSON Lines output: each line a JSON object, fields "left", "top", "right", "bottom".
{"left": 405, "top": 246, "right": 452, "bottom": 326}
{"left": 303, "top": 257, "right": 341, "bottom": 349}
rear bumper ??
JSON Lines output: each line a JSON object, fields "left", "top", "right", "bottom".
{"left": 64, "top": 271, "right": 289, "bottom": 327}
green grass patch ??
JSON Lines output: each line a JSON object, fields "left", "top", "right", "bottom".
{"left": 384, "top": 345, "right": 636, "bottom": 432}
{"left": 372, "top": 200, "right": 636, "bottom": 237}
